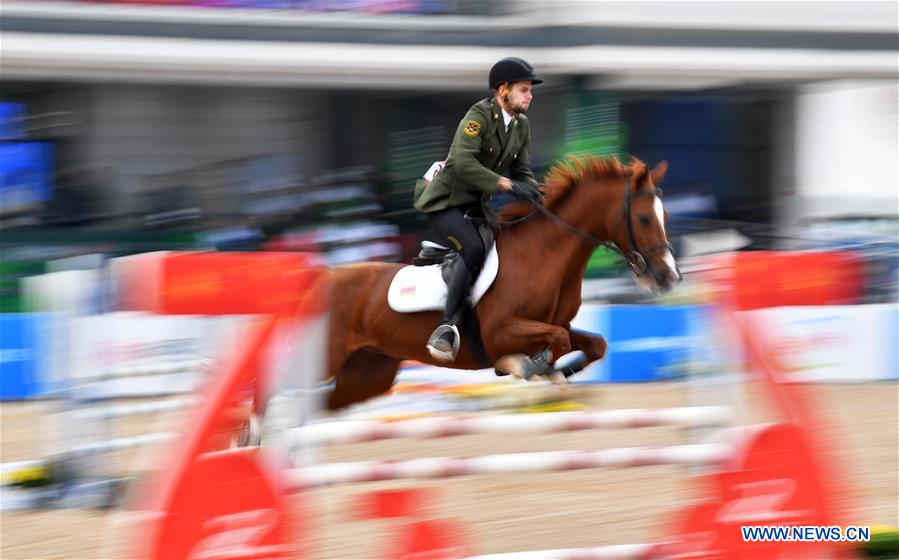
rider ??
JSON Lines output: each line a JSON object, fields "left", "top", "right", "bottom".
{"left": 413, "top": 57, "right": 545, "bottom": 362}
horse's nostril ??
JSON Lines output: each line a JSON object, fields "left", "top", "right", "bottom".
{"left": 656, "top": 270, "right": 680, "bottom": 289}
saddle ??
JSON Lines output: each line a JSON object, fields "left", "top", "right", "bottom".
{"left": 412, "top": 209, "right": 496, "bottom": 279}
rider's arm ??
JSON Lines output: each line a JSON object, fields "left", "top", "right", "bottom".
{"left": 447, "top": 112, "right": 504, "bottom": 196}
{"left": 510, "top": 119, "right": 539, "bottom": 188}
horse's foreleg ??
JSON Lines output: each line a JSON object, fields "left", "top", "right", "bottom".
{"left": 491, "top": 318, "right": 572, "bottom": 382}
{"left": 556, "top": 328, "right": 608, "bottom": 379}
{"left": 568, "top": 329, "right": 608, "bottom": 364}
{"left": 493, "top": 317, "right": 572, "bottom": 360}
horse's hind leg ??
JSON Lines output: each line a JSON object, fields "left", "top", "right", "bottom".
{"left": 327, "top": 348, "right": 401, "bottom": 411}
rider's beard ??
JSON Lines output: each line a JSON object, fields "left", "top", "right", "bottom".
{"left": 502, "top": 93, "right": 528, "bottom": 115}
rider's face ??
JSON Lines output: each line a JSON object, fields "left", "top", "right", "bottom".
{"left": 502, "top": 81, "right": 534, "bottom": 114}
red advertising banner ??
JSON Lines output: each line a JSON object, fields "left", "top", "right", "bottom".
{"left": 118, "top": 252, "right": 327, "bottom": 316}
{"left": 706, "top": 251, "right": 864, "bottom": 310}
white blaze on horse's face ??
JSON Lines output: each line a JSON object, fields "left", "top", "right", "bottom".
{"left": 653, "top": 195, "right": 678, "bottom": 274}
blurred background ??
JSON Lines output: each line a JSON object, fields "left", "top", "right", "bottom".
{"left": 0, "top": 2, "right": 897, "bottom": 557}
{"left": 1, "top": 0, "right": 897, "bottom": 390}
{"left": 1, "top": 0, "right": 896, "bottom": 284}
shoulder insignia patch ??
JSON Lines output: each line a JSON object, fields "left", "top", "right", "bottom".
{"left": 463, "top": 120, "right": 481, "bottom": 137}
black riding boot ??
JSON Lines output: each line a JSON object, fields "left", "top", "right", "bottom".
{"left": 426, "top": 259, "right": 474, "bottom": 362}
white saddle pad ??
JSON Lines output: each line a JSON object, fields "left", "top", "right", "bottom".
{"left": 388, "top": 243, "right": 499, "bottom": 313}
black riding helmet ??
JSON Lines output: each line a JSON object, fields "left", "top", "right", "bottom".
{"left": 488, "top": 57, "right": 543, "bottom": 90}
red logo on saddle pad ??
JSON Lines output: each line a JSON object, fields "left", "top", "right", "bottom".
{"left": 401, "top": 286, "right": 416, "bottom": 296}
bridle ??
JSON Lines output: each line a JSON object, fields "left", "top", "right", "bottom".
{"left": 618, "top": 181, "right": 674, "bottom": 276}
{"left": 498, "top": 177, "right": 673, "bottom": 277}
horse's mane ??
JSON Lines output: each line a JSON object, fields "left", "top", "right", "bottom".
{"left": 499, "top": 155, "right": 647, "bottom": 222}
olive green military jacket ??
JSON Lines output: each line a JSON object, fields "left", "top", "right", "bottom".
{"left": 413, "top": 97, "right": 539, "bottom": 213}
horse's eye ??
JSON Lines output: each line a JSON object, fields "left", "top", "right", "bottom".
{"left": 638, "top": 214, "right": 651, "bottom": 226}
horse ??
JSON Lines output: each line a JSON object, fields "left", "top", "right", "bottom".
{"left": 324, "top": 155, "right": 679, "bottom": 410}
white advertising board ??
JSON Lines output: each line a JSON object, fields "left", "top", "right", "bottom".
{"left": 742, "top": 304, "right": 897, "bottom": 382}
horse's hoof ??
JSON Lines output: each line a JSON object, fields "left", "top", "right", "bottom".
{"left": 553, "top": 350, "right": 587, "bottom": 379}
{"left": 495, "top": 353, "right": 559, "bottom": 383}
{"left": 545, "top": 371, "right": 569, "bottom": 387}
{"left": 494, "top": 354, "right": 529, "bottom": 379}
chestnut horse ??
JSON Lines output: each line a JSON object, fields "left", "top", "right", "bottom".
{"left": 325, "top": 156, "right": 679, "bottom": 410}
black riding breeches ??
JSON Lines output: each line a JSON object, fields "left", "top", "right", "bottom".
{"left": 427, "top": 205, "right": 486, "bottom": 276}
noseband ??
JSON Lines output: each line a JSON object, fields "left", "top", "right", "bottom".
{"left": 620, "top": 182, "right": 673, "bottom": 276}
{"left": 500, "top": 177, "right": 672, "bottom": 276}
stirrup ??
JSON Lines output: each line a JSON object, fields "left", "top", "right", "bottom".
{"left": 426, "top": 324, "right": 460, "bottom": 362}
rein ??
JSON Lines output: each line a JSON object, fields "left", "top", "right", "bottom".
{"left": 497, "top": 178, "right": 671, "bottom": 275}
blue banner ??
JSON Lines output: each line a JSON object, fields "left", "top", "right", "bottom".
{"left": 0, "top": 142, "right": 55, "bottom": 214}
{"left": 571, "top": 305, "right": 697, "bottom": 383}
{"left": 0, "top": 314, "right": 42, "bottom": 399}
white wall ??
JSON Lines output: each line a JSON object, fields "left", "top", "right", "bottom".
{"left": 793, "top": 80, "right": 898, "bottom": 219}
{"left": 513, "top": 0, "right": 897, "bottom": 32}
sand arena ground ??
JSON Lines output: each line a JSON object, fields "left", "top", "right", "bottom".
{"left": 1, "top": 382, "right": 896, "bottom": 559}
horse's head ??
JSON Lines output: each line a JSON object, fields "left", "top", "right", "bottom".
{"left": 500, "top": 155, "right": 681, "bottom": 293}
{"left": 611, "top": 161, "right": 681, "bottom": 294}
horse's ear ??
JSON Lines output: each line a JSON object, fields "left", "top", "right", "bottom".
{"left": 650, "top": 160, "right": 668, "bottom": 186}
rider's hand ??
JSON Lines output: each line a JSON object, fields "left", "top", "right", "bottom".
{"left": 497, "top": 177, "right": 514, "bottom": 192}
{"left": 509, "top": 181, "right": 544, "bottom": 205}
